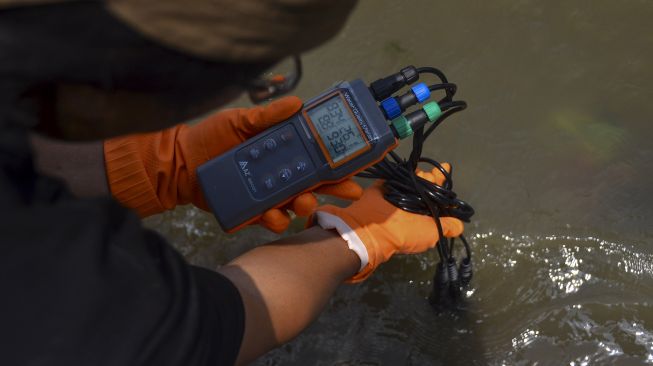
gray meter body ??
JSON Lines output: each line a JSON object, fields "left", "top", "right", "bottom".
{"left": 197, "top": 79, "right": 397, "bottom": 232}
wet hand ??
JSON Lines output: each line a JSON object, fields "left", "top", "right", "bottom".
{"left": 314, "top": 164, "right": 463, "bottom": 282}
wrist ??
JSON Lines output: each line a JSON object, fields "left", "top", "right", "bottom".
{"left": 303, "top": 226, "right": 361, "bottom": 281}
{"left": 314, "top": 210, "right": 385, "bottom": 283}
{"left": 314, "top": 211, "right": 368, "bottom": 272}
{"left": 176, "top": 123, "right": 212, "bottom": 209}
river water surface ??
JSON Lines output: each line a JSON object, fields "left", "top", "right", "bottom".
{"left": 145, "top": 1, "right": 653, "bottom": 364}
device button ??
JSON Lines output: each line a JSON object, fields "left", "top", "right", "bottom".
{"left": 264, "top": 138, "right": 277, "bottom": 151}
{"left": 279, "top": 168, "right": 292, "bottom": 182}
{"left": 263, "top": 176, "right": 275, "bottom": 189}
{"left": 295, "top": 160, "right": 307, "bottom": 173}
{"left": 249, "top": 147, "right": 261, "bottom": 159}
{"left": 280, "top": 131, "right": 293, "bottom": 143}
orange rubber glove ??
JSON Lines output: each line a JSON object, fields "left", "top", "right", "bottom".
{"left": 313, "top": 163, "right": 464, "bottom": 282}
{"left": 104, "top": 96, "right": 363, "bottom": 233}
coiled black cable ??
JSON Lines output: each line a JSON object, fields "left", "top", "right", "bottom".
{"left": 359, "top": 67, "right": 474, "bottom": 306}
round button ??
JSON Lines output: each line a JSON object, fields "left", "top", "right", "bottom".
{"left": 280, "top": 131, "right": 293, "bottom": 143}
{"left": 263, "top": 138, "right": 277, "bottom": 151}
{"left": 263, "top": 176, "right": 275, "bottom": 189}
{"left": 295, "top": 160, "right": 307, "bottom": 173}
{"left": 249, "top": 147, "right": 261, "bottom": 159}
{"left": 279, "top": 168, "right": 292, "bottom": 182}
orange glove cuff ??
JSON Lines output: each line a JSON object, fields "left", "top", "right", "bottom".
{"left": 104, "top": 135, "right": 165, "bottom": 217}
{"left": 104, "top": 124, "right": 202, "bottom": 217}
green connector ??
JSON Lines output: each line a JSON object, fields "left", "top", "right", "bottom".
{"left": 391, "top": 115, "right": 413, "bottom": 139}
{"left": 423, "top": 101, "right": 442, "bottom": 122}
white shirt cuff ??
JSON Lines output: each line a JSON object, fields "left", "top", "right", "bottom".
{"left": 314, "top": 211, "right": 368, "bottom": 272}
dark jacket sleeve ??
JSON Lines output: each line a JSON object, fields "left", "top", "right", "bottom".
{"left": 0, "top": 194, "right": 244, "bottom": 366}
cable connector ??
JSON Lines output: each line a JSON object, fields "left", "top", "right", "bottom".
{"left": 369, "top": 66, "right": 419, "bottom": 101}
{"left": 389, "top": 101, "right": 444, "bottom": 140}
{"left": 380, "top": 82, "right": 430, "bottom": 119}
{"left": 447, "top": 257, "right": 461, "bottom": 299}
{"left": 429, "top": 261, "right": 451, "bottom": 309}
{"left": 394, "top": 101, "right": 442, "bottom": 136}
{"left": 422, "top": 101, "right": 442, "bottom": 122}
{"left": 459, "top": 257, "right": 473, "bottom": 287}
{"left": 390, "top": 115, "right": 413, "bottom": 139}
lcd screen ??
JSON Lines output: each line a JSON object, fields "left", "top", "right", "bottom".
{"left": 307, "top": 95, "right": 368, "bottom": 164}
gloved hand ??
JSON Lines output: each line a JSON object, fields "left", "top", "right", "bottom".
{"left": 104, "top": 96, "right": 363, "bottom": 233}
{"left": 314, "top": 163, "right": 464, "bottom": 282}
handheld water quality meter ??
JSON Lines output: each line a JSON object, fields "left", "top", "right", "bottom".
{"left": 198, "top": 79, "right": 398, "bottom": 232}
{"left": 200, "top": 64, "right": 476, "bottom": 309}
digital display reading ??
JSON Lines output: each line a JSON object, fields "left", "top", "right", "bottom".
{"left": 307, "top": 95, "right": 368, "bottom": 164}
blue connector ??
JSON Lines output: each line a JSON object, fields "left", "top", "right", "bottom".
{"left": 411, "top": 82, "right": 430, "bottom": 103}
{"left": 378, "top": 82, "right": 431, "bottom": 120}
{"left": 380, "top": 97, "right": 402, "bottom": 119}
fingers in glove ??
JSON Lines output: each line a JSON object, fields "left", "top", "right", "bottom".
{"left": 416, "top": 170, "right": 437, "bottom": 183}
{"left": 237, "top": 96, "right": 302, "bottom": 137}
{"left": 291, "top": 193, "right": 318, "bottom": 217}
{"left": 259, "top": 208, "right": 291, "bottom": 234}
{"left": 431, "top": 162, "right": 451, "bottom": 186}
{"left": 416, "top": 162, "right": 451, "bottom": 186}
{"left": 314, "top": 179, "right": 363, "bottom": 200}
{"left": 439, "top": 216, "right": 464, "bottom": 238}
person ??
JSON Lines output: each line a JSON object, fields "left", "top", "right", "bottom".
{"left": 0, "top": 1, "right": 464, "bottom": 365}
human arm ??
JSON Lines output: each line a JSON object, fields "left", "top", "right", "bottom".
{"left": 219, "top": 165, "right": 463, "bottom": 364}
{"left": 17, "top": 143, "right": 463, "bottom": 365}
{"left": 219, "top": 226, "right": 359, "bottom": 365}
{"left": 29, "top": 133, "right": 108, "bottom": 197}
{"left": 32, "top": 97, "right": 363, "bottom": 233}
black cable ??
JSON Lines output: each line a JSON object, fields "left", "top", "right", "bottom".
{"left": 429, "top": 83, "right": 457, "bottom": 104}
{"left": 416, "top": 66, "right": 449, "bottom": 84}
{"left": 428, "top": 83, "right": 457, "bottom": 94}
{"left": 417, "top": 66, "right": 453, "bottom": 102}
{"left": 424, "top": 102, "right": 467, "bottom": 140}
{"left": 359, "top": 67, "right": 475, "bottom": 305}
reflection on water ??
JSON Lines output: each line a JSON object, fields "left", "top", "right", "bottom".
{"left": 146, "top": 0, "right": 653, "bottom": 364}
{"left": 146, "top": 208, "right": 653, "bottom": 365}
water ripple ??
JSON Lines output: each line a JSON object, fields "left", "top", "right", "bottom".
{"left": 146, "top": 208, "right": 653, "bottom": 365}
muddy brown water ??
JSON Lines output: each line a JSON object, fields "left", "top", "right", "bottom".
{"left": 145, "top": 1, "right": 653, "bottom": 364}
